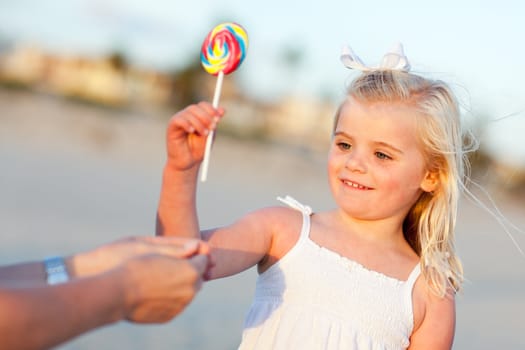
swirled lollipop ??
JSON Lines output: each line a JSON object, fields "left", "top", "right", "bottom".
{"left": 200, "top": 22, "right": 248, "bottom": 75}
{"left": 199, "top": 22, "right": 248, "bottom": 182}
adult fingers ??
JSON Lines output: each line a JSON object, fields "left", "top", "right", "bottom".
{"left": 120, "top": 236, "right": 200, "bottom": 258}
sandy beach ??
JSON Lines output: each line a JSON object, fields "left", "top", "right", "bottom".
{"left": 1, "top": 88, "right": 524, "bottom": 349}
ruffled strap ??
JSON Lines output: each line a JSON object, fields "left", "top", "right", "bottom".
{"left": 277, "top": 195, "right": 312, "bottom": 241}
{"left": 406, "top": 263, "right": 421, "bottom": 287}
{"left": 276, "top": 195, "right": 312, "bottom": 216}
{"left": 403, "top": 263, "right": 422, "bottom": 335}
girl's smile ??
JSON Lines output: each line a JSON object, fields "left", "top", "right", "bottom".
{"left": 341, "top": 178, "right": 373, "bottom": 190}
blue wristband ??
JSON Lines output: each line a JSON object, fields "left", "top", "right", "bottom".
{"left": 44, "top": 256, "right": 69, "bottom": 285}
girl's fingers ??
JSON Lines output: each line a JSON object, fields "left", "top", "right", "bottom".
{"left": 189, "top": 254, "right": 209, "bottom": 276}
{"left": 187, "top": 104, "right": 221, "bottom": 133}
{"left": 196, "top": 101, "right": 223, "bottom": 117}
{"left": 170, "top": 116, "right": 195, "bottom": 134}
{"left": 169, "top": 102, "right": 225, "bottom": 136}
{"left": 192, "top": 102, "right": 225, "bottom": 127}
{"left": 184, "top": 112, "right": 210, "bottom": 136}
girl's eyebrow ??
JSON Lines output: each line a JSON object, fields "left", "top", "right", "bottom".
{"left": 334, "top": 131, "right": 404, "bottom": 155}
{"left": 333, "top": 131, "right": 351, "bottom": 138}
{"left": 373, "top": 141, "right": 404, "bottom": 155}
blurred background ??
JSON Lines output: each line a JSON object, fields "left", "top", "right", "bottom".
{"left": 0, "top": 0, "right": 524, "bottom": 349}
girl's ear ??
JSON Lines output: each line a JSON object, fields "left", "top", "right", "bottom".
{"left": 420, "top": 170, "right": 440, "bottom": 193}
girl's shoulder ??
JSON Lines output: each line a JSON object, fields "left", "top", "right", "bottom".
{"left": 247, "top": 205, "right": 304, "bottom": 235}
{"left": 249, "top": 203, "right": 332, "bottom": 235}
{"left": 250, "top": 205, "right": 306, "bottom": 272}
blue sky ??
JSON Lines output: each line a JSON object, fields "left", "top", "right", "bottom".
{"left": 1, "top": 0, "right": 524, "bottom": 165}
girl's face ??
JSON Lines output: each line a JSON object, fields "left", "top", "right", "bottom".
{"left": 328, "top": 97, "right": 437, "bottom": 222}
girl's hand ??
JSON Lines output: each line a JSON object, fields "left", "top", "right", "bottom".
{"left": 165, "top": 102, "right": 224, "bottom": 171}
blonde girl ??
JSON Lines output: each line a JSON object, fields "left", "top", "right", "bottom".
{"left": 156, "top": 44, "right": 468, "bottom": 349}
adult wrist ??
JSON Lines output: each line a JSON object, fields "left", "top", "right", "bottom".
{"left": 66, "top": 249, "right": 103, "bottom": 279}
{"left": 115, "top": 260, "right": 140, "bottom": 320}
{"left": 64, "top": 255, "right": 81, "bottom": 279}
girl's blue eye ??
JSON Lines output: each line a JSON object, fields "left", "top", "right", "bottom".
{"left": 375, "top": 152, "right": 391, "bottom": 160}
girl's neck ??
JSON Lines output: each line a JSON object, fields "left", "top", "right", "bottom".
{"left": 333, "top": 208, "right": 408, "bottom": 247}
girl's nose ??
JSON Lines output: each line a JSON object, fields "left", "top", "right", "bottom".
{"left": 345, "top": 151, "right": 366, "bottom": 173}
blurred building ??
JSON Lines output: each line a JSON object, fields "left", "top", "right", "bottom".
{"left": 0, "top": 45, "right": 172, "bottom": 107}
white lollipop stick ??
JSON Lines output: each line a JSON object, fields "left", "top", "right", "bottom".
{"left": 200, "top": 70, "right": 224, "bottom": 182}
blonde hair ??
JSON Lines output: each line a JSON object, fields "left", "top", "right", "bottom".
{"left": 335, "top": 70, "right": 469, "bottom": 297}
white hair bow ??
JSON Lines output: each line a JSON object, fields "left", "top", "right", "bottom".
{"left": 340, "top": 43, "right": 411, "bottom": 72}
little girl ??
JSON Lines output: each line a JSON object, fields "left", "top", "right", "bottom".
{"left": 156, "top": 45, "right": 467, "bottom": 349}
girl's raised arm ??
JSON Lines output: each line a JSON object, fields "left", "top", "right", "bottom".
{"left": 156, "top": 102, "right": 224, "bottom": 238}
{"left": 155, "top": 103, "right": 302, "bottom": 280}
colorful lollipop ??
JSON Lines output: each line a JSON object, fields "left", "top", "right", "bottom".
{"left": 199, "top": 22, "right": 248, "bottom": 182}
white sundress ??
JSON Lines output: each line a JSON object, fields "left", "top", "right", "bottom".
{"left": 238, "top": 196, "right": 421, "bottom": 350}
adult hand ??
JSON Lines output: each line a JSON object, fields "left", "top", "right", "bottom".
{"left": 70, "top": 236, "right": 211, "bottom": 279}
{"left": 119, "top": 254, "right": 209, "bottom": 323}
{"left": 165, "top": 102, "right": 224, "bottom": 171}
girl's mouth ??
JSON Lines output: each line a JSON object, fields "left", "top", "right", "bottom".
{"left": 342, "top": 179, "right": 372, "bottom": 190}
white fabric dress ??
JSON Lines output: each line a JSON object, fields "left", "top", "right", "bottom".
{"left": 238, "top": 196, "right": 421, "bottom": 350}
